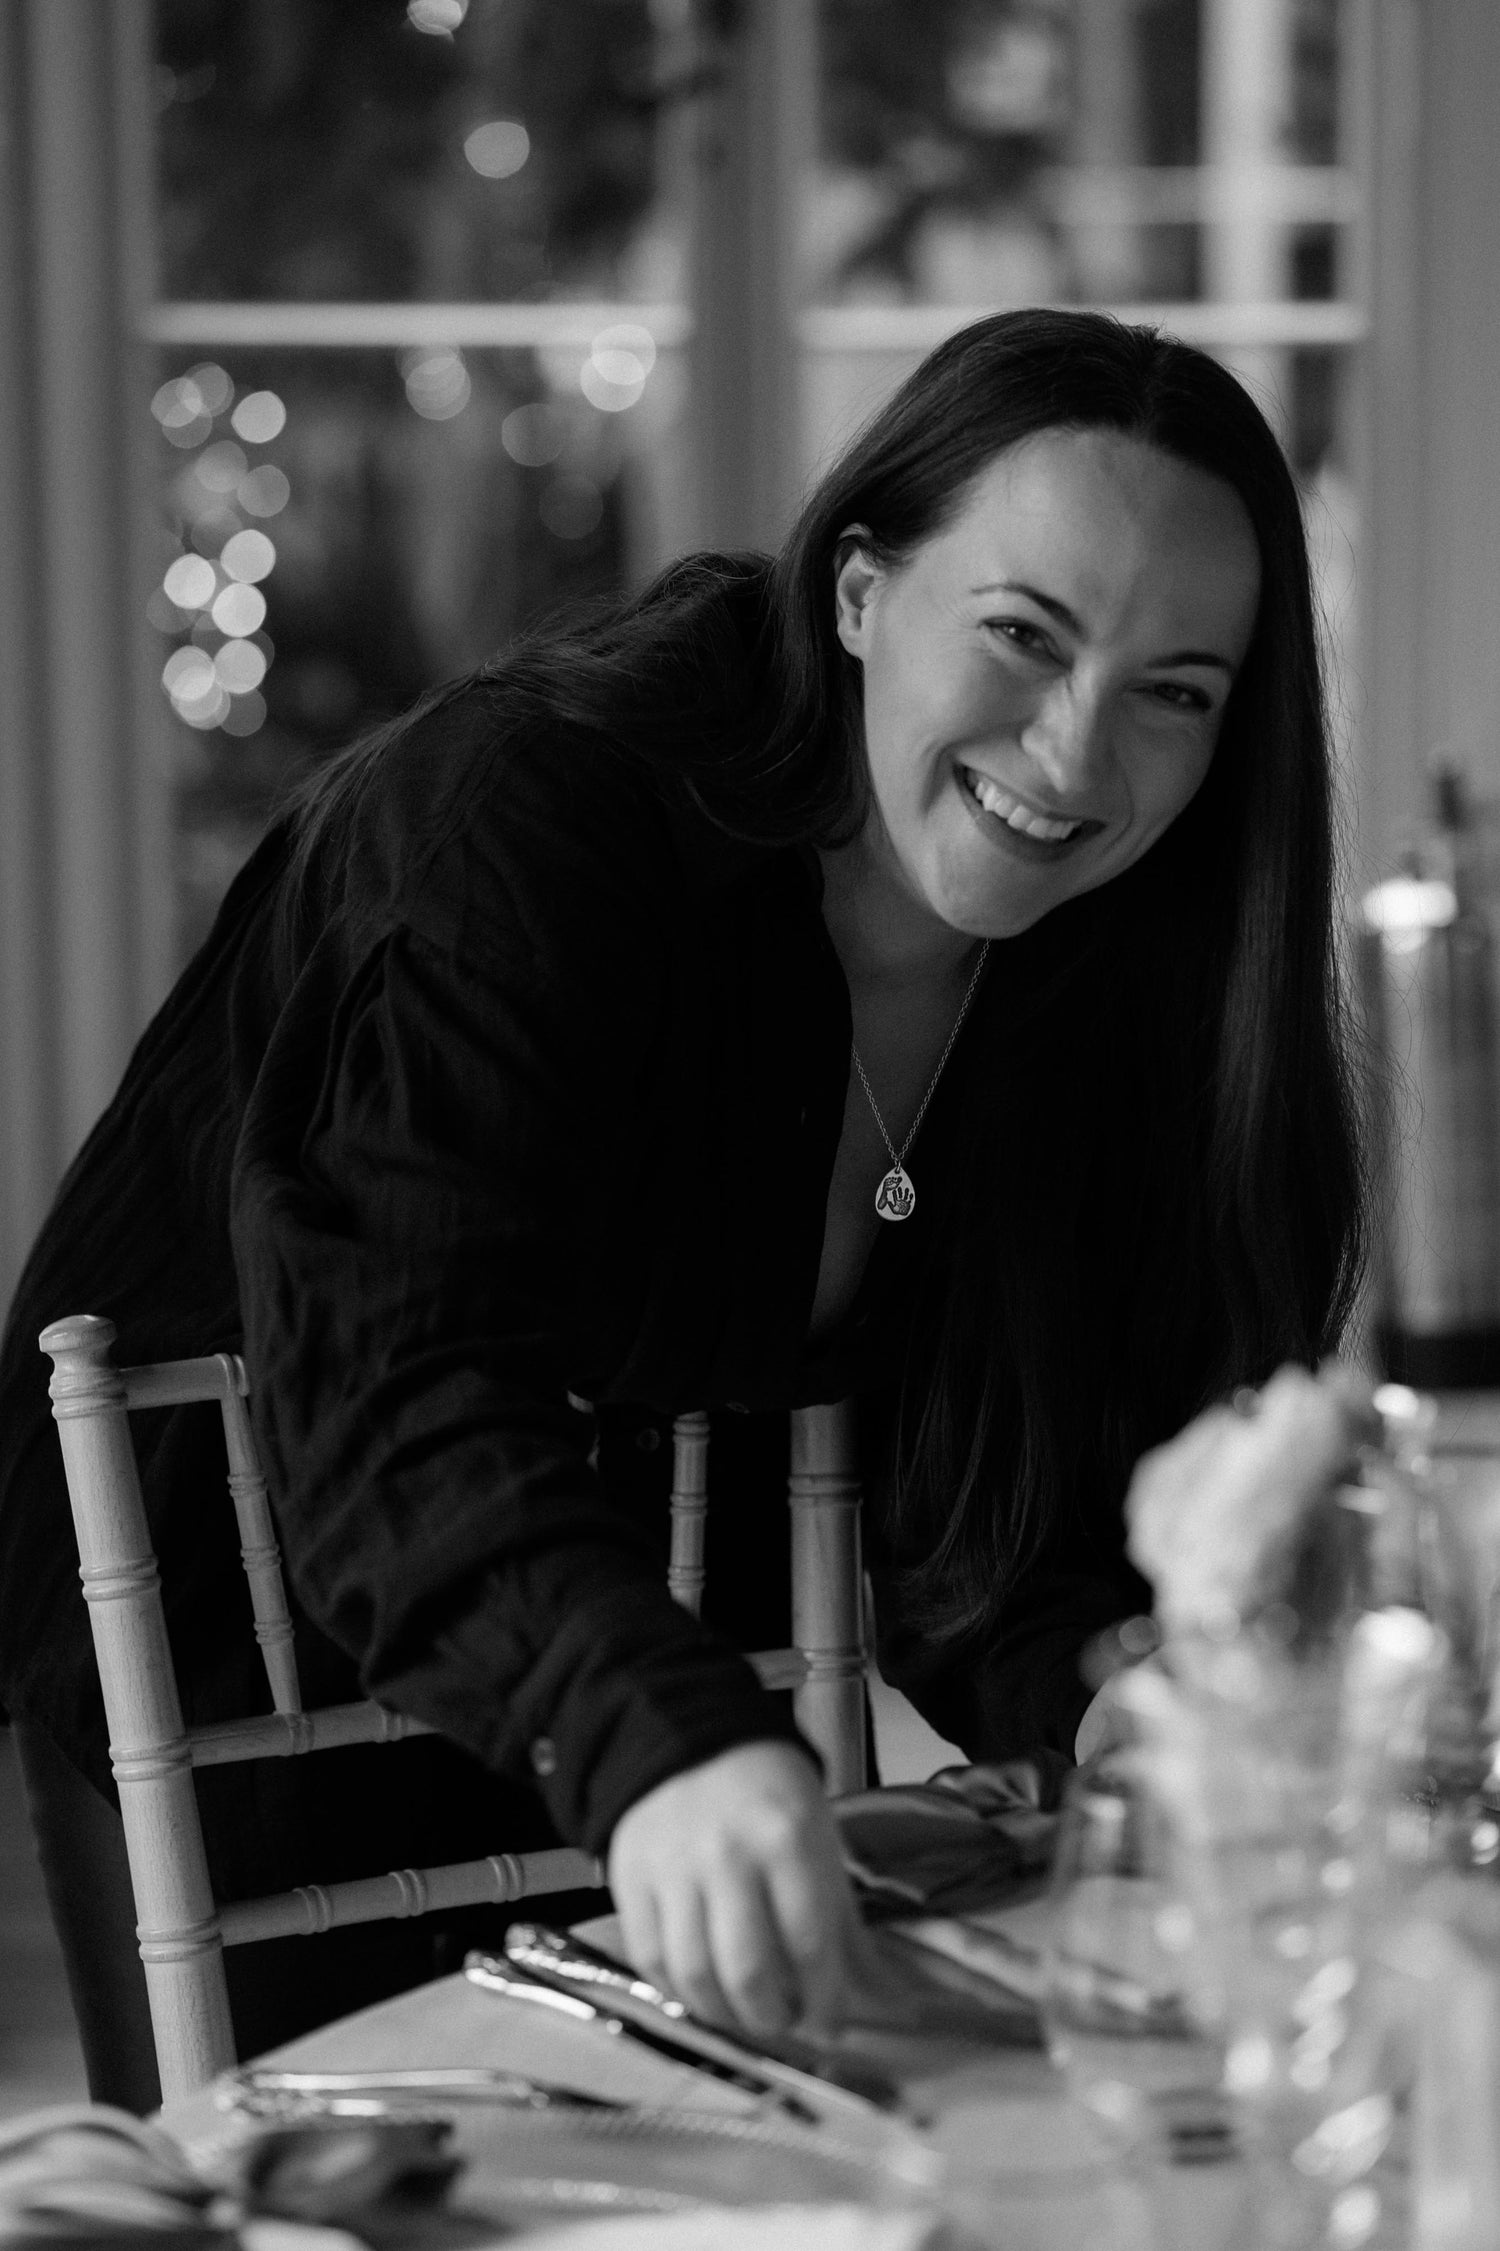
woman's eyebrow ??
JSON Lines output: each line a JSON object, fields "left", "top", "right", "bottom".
{"left": 972, "top": 577, "right": 1083, "bottom": 631}
{"left": 972, "top": 578, "right": 1235, "bottom": 674}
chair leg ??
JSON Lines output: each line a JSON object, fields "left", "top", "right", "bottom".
{"left": 788, "top": 1401, "right": 868, "bottom": 1795}
{"left": 13, "top": 1721, "right": 162, "bottom": 2113}
{"left": 41, "top": 1317, "right": 236, "bottom": 2099}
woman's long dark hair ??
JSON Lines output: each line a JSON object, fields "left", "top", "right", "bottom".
{"left": 287, "top": 309, "right": 1367, "bottom": 1650}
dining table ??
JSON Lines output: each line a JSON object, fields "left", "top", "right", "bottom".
{"left": 141, "top": 1388, "right": 1500, "bottom": 2248}
{"left": 157, "top": 1900, "right": 1265, "bottom": 2251}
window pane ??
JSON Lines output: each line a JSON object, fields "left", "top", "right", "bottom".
{"left": 810, "top": 0, "right": 1355, "bottom": 449}
{"left": 156, "top": 0, "right": 676, "bottom": 304}
{"left": 151, "top": 0, "right": 685, "bottom": 962}
{"left": 813, "top": 0, "right": 1346, "bottom": 321}
{"left": 808, "top": 0, "right": 1360, "bottom": 771}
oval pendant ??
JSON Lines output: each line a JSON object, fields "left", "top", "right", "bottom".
{"left": 874, "top": 1165, "right": 916, "bottom": 1222}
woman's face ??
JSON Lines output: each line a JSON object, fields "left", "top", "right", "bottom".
{"left": 833, "top": 426, "right": 1263, "bottom": 943}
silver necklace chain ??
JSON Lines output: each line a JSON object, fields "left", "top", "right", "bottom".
{"left": 851, "top": 939, "right": 991, "bottom": 1221}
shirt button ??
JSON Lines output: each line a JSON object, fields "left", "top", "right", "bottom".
{"left": 635, "top": 1425, "right": 661, "bottom": 1453}
{"left": 529, "top": 1737, "right": 558, "bottom": 1778}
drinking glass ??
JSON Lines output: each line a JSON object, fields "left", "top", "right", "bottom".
{"left": 1132, "top": 1627, "right": 1422, "bottom": 2251}
{"left": 1039, "top": 1746, "right": 1238, "bottom": 2246}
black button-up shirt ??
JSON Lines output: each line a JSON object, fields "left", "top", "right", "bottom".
{"left": 0, "top": 676, "right": 1144, "bottom": 1872}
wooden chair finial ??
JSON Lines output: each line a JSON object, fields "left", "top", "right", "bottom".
{"left": 39, "top": 1315, "right": 122, "bottom": 1408}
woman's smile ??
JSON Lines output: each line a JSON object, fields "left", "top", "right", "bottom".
{"left": 953, "top": 760, "right": 1104, "bottom": 853}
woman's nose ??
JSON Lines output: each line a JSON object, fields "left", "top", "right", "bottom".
{"left": 1017, "top": 679, "right": 1112, "bottom": 801}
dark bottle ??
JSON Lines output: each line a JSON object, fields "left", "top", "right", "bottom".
{"left": 1360, "top": 770, "right": 1500, "bottom": 1388}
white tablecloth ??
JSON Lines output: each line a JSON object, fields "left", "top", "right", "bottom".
{"left": 159, "top": 1907, "right": 1261, "bottom": 2251}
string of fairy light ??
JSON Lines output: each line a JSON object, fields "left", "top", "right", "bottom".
{"left": 150, "top": 368, "right": 286, "bottom": 739}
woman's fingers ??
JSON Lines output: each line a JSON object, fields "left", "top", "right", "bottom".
{"left": 704, "top": 1865, "right": 803, "bottom": 2036}
{"left": 654, "top": 1881, "right": 741, "bottom": 2032}
{"left": 761, "top": 1840, "right": 853, "bottom": 2040}
{"left": 606, "top": 1740, "right": 862, "bottom": 2040}
{"left": 613, "top": 1878, "right": 667, "bottom": 2002}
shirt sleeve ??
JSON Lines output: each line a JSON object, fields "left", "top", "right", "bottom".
{"left": 229, "top": 730, "right": 808, "bottom": 1857}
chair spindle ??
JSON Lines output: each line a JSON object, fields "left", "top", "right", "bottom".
{"left": 789, "top": 1399, "right": 868, "bottom": 1795}
{"left": 667, "top": 1409, "right": 711, "bottom": 1616}
{"left": 215, "top": 1358, "right": 303, "bottom": 1716}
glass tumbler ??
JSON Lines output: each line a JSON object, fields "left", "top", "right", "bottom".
{"left": 1039, "top": 1747, "right": 1235, "bottom": 2204}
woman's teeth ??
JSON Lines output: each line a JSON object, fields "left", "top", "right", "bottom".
{"left": 963, "top": 768, "right": 1083, "bottom": 842}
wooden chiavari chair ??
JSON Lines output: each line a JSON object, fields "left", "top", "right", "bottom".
{"left": 40, "top": 1316, "right": 867, "bottom": 2100}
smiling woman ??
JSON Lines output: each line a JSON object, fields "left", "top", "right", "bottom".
{"left": 0, "top": 309, "right": 1366, "bottom": 2100}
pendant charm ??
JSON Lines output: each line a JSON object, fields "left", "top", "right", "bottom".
{"left": 874, "top": 1165, "right": 916, "bottom": 1222}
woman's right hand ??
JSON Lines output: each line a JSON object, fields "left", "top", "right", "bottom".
{"left": 606, "top": 1739, "right": 873, "bottom": 2042}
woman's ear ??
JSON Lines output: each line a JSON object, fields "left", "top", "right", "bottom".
{"left": 832, "top": 530, "right": 884, "bottom": 662}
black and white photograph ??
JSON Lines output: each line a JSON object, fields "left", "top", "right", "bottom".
{"left": 0, "top": 5, "right": 1494, "bottom": 2246}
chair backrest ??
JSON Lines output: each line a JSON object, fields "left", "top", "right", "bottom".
{"left": 40, "top": 1315, "right": 867, "bottom": 2100}
{"left": 666, "top": 1402, "right": 868, "bottom": 1798}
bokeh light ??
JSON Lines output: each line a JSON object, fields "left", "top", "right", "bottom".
{"left": 464, "top": 120, "right": 530, "bottom": 179}
{"left": 163, "top": 554, "right": 217, "bottom": 610}
{"left": 401, "top": 347, "right": 471, "bottom": 421}
{"left": 579, "top": 324, "right": 655, "bottom": 412}
{"left": 180, "top": 683, "right": 231, "bottom": 730}
{"left": 158, "top": 404, "right": 213, "bottom": 450}
{"left": 540, "top": 477, "right": 603, "bottom": 539}
{"left": 407, "top": 0, "right": 467, "bottom": 32}
{"left": 187, "top": 363, "right": 234, "bottom": 415}
{"left": 154, "top": 368, "right": 286, "bottom": 734}
{"left": 230, "top": 390, "right": 287, "bottom": 445}
{"left": 196, "top": 440, "right": 249, "bottom": 494}
{"left": 211, "top": 582, "right": 267, "bottom": 637}
{"left": 238, "top": 464, "right": 290, "bottom": 517}
{"left": 214, "top": 639, "right": 268, "bottom": 694}
{"left": 152, "top": 363, "right": 234, "bottom": 448}
{"left": 593, "top": 324, "right": 656, "bottom": 380}
{"left": 219, "top": 689, "right": 267, "bottom": 739}
{"left": 152, "top": 377, "right": 199, "bottom": 429}
{"left": 220, "top": 529, "right": 276, "bottom": 583}
{"left": 162, "top": 642, "right": 231, "bottom": 730}
{"left": 500, "top": 402, "right": 568, "bottom": 467}
{"left": 163, "top": 647, "right": 216, "bottom": 700}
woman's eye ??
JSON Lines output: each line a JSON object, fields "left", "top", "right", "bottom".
{"left": 988, "top": 618, "right": 1055, "bottom": 658}
{"left": 1148, "top": 681, "right": 1214, "bottom": 714}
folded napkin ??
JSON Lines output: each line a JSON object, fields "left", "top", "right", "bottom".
{"left": 0, "top": 2106, "right": 226, "bottom": 2247}
{"left": 0, "top": 2104, "right": 453, "bottom": 2250}
{"left": 835, "top": 1756, "right": 1066, "bottom": 1922}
